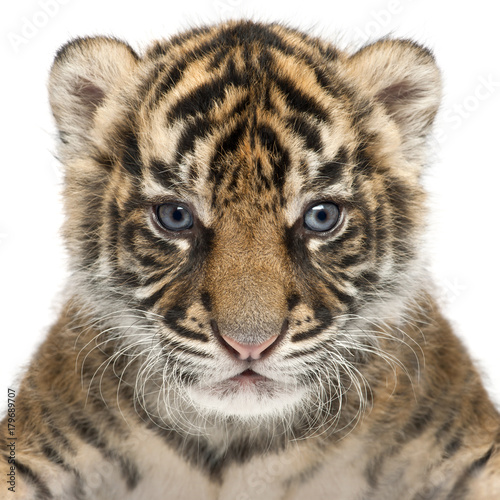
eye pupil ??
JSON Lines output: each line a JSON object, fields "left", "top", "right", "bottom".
{"left": 316, "top": 210, "right": 327, "bottom": 222}
{"left": 304, "top": 202, "right": 340, "bottom": 232}
{"left": 156, "top": 203, "right": 193, "bottom": 231}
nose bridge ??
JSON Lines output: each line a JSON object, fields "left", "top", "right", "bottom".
{"left": 205, "top": 218, "right": 289, "bottom": 344}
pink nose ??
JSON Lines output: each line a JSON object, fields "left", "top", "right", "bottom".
{"left": 221, "top": 334, "right": 279, "bottom": 360}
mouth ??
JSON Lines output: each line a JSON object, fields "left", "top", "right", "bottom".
{"left": 229, "top": 368, "right": 269, "bottom": 384}
{"left": 186, "top": 366, "right": 307, "bottom": 418}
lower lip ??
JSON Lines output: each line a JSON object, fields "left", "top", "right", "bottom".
{"left": 230, "top": 369, "right": 268, "bottom": 384}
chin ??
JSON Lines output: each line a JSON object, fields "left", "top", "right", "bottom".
{"left": 186, "top": 373, "right": 307, "bottom": 419}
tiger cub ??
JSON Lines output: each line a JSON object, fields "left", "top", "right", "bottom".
{"left": 2, "top": 20, "right": 499, "bottom": 500}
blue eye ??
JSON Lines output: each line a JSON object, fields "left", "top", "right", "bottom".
{"left": 156, "top": 203, "right": 193, "bottom": 231}
{"left": 304, "top": 203, "right": 340, "bottom": 232}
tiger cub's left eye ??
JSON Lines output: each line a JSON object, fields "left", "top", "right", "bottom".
{"left": 156, "top": 203, "right": 193, "bottom": 231}
{"left": 304, "top": 202, "right": 340, "bottom": 232}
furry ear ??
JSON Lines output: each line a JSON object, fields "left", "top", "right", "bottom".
{"left": 48, "top": 36, "right": 139, "bottom": 154}
{"left": 348, "top": 39, "right": 441, "bottom": 163}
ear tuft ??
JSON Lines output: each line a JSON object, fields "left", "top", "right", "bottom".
{"left": 349, "top": 39, "right": 442, "bottom": 163}
{"left": 49, "top": 36, "right": 139, "bottom": 154}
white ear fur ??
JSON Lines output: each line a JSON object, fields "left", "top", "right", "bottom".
{"left": 48, "top": 36, "right": 139, "bottom": 154}
{"left": 349, "top": 39, "right": 442, "bottom": 163}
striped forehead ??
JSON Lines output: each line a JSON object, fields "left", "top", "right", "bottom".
{"left": 140, "top": 119, "right": 355, "bottom": 229}
{"left": 135, "top": 24, "right": 360, "bottom": 224}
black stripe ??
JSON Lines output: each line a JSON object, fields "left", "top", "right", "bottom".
{"left": 138, "top": 280, "right": 172, "bottom": 310}
{"left": 200, "top": 291, "right": 213, "bottom": 312}
{"left": 70, "top": 414, "right": 107, "bottom": 450}
{"left": 446, "top": 446, "right": 494, "bottom": 500}
{"left": 443, "top": 434, "right": 463, "bottom": 458}
{"left": 210, "top": 120, "right": 247, "bottom": 202}
{"left": 40, "top": 442, "right": 68, "bottom": 469}
{"left": 40, "top": 406, "right": 75, "bottom": 454}
{"left": 154, "top": 62, "right": 189, "bottom": 105}
{"left": 70, "top": 413, "right": 141, "bottom": 491}
{"left": 317, "top": 146, "right": 349, "bottom": 185}
{"left": 255, "top": 158, "right": 272, "bottom": 192}
{"left": 470, "top": 446, "right": 494, "bottom": 470}
{"left": 317, "top": 43, "right": 339, "bottom": 62}
{"left": 230, "top": 92, "right": 252, "bottom": 117}
{"left": 325, "top": 282, "right": 357, "bottom": 311}
{"left": 400, "top": 404, "right": 434, "bottom": 442}
{"left": 217, "top": 120, "right": 247, "bottom": 160}
{"left": 175, "top": 117, "right": 213, "bottom": 164}
{"left": 264, "top": 131, "right": 290, "bottom": 199}
{"left": 285, "top": 115, "right": 322, "bottom": 152}
{"left": 211, "top": 120, "right": 246, "bottom": 173}
{"left": 163, "top": 324, "right": 209, "bottom": 343}
{"left": 167, "top": 78, "right": 233, "bottom": 121}
{"left": 121, "top": 222, "right": 179, "bottom": 269}
{"left": 110, "top": 268, "right": 143, "bottom": 290}
{"left": 132, "top": 250, "right": 164, "bottom": 271}
{"left": 121, "top": 130, "right": 142, "bottom": 176}
{"left": 225, "top": 163, "right": 241, "bottom": 194}
{"left": 272, "top": 74, "right": 330, "bottom": 121}
{"left": 256, "top": 124, "right": 277, "bottom": 150}
{"left": 284, "top": 344, "right": 324, "bottom": 359}
{"left": 365, "top": 454, "right": 382, "bottom": 489}
{"left": 337, "top": 213, "right": 363, "bottom": 241}
{"left": 164, "top": 306, "right": 209, "bottom": 342}
{"left": 284, "top": 223, "right": 338, "bottom": 288}
{"left": 166, "top": 58, "right": 250, "bottom": 122}
{"left": 287, "top": 293, "right": 301, "bottom": 311}
{"left": 161, "top": 337, "right": 211, "bottom": 358}
{"left": 149, "top": 159, "right": 180, "bottom": 188}
{"left": 117, "top": 456, "right": 141, "bottom": 490}
{"left": 291, "top": 304, "right": 332, "bottom": 342}
{"left": 92, "top": 153, "right": 114, "bottom": 170}
{"left": 146, "top": 42, "right": 170, "bottom": 59}
{"left": 434, "top": 407, "right": 459, "bottom": 442}
{"left": 16, "top": 460, "right": 53, "bottom": 499}
{"left": 38, "top": 441, "right": 88, "bottom": 494}
{"left": 336, "top": 252, "right": 365, "bottom": 269}
{"left": 352, "top": 271, "right": 381, "bottom": 294}
{"left": 141, "top": 268, "right": 175, "bottom": 288}
{"left": 208, "top": 46, "right": 229, "bottom": 70}
{"left": 353, "top": 140, "right": 373, "bottom": 174}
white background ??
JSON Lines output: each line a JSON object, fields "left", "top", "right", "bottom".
{"left": 1, "top": 0, "right": 499, "bottom": 408}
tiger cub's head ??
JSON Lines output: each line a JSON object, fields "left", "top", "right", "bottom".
{"left": 49, "top": 21, "right": 440, "bottom": 428}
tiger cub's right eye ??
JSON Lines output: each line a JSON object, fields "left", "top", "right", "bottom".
{"left": 156, "top": 203, "right": 193, "bottom": 231}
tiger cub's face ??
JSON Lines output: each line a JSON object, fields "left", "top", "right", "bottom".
{"left": 49, "top": 22, "right": 440, "bottom": 425}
